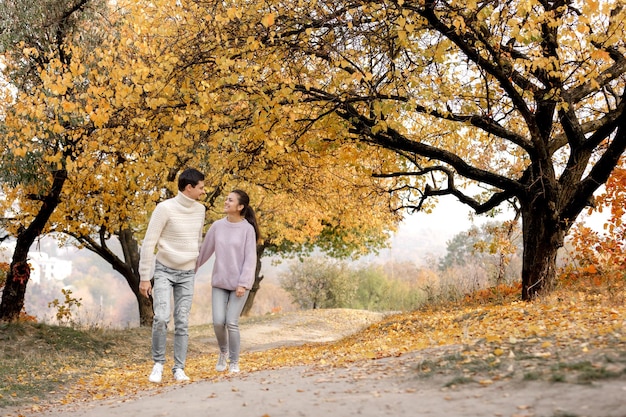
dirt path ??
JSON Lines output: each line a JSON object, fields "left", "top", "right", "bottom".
{"left": 5, "top": 309, "right": 626, "bottom": 417}
{"left": 239, "top": 308, "right": 389, "bottom": 351}
{"left": 21, "top": 350, "right": 626, "bottom": 417}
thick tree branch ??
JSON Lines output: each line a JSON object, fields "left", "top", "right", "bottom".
{"left": 373, "top": 165, "right": 515, "bottom": 214}
{"left": 334, "top": 99, "right": 525, "bottom": 194}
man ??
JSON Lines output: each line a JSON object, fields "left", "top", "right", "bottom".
{"left": 139, "top": 168, "right": 206, "bottom": 383}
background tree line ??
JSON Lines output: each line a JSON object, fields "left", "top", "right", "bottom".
{"left": 5, "top": 219, "right": 525, "bottom": 325}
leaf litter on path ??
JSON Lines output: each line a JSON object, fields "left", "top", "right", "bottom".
{"left": 2, "top": 289, "right": 626, "bottom": 416}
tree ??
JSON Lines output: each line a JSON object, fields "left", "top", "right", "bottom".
{"left": 0, "top": 0, "right": 104, "bottom": 320}
{"left": 352, "top": 265, "right": 392, "bottom": 311}
{"left": 227, "top": 0, "right": 626, "bottom": 300}
{"left": 86, "top": 0, "right": 403, "bottom": 317}
{"left": 0, "top": 0, "right": 215, "bottom": 323}
{"left": 0, "top": 0, "right": 220, "bottom": 323}
{"left": 238, "top": 145, "right": 401, "bottom": 314}
{"left": 440, "top": 220, "right": 522, "bottom": 285}
{"left": 1, "top": 0, "right": 402, "bottom": 323}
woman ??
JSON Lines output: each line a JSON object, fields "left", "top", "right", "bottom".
{"left": 196, "top": 190, "right": 260, "bottom": 373}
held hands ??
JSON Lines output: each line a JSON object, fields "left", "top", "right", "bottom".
{"left": 139, "top": 281, "right": 152, "bottom": 298}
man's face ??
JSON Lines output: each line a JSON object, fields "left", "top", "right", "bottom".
{"left": 185, "top": 181, "right": 206, "bottom": 200}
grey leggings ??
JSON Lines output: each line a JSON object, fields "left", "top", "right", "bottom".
{"left": 212, "top": 287, "right": 249, "bottom": 364}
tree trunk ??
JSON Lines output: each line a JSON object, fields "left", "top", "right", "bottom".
{"left": 0, "top": 170, "right": 67, "bottom": 321}
{"left": 118, "top": 229, "right": 153, "bottom": 326}
{"left": 520, "top": 203, "right": 565, "bottom": 300}
{"left": 75, "top": 228, "right": 154, "bottom": 327}
{"left": 241, "top": 244, "right": 266, "bottom": 316}
{"left": 241, "top": 271, "right": 263, "bottom": 317}
{"left": 0, "top": 253, "right": 31, "bottom": 320}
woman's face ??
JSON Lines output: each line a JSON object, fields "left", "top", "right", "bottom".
{"left": 224, "top": 192, "right": 243, "bottom": 215}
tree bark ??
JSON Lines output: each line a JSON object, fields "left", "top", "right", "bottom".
{"left": 0, "top": 170, "right": 67, "bottom": 321}
{"left": 118, "top": 229, "right": 153, "bottom": 326}
{"left": 519, "top": 192, "right": 566, "bottom": 300}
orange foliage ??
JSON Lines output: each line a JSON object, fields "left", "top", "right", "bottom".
{"left": 566, "top": 160, "right": 626, "bottom": 295}
{"left": 463, "top": 282, "right": 523, "bottom": 304}
{"left": 16, "top": 310, "right": 38, "bottom": 323}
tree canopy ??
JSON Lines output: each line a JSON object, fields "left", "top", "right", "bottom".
{"left": 2, "top": 0, "right": 625, "bottom": 320}
{"left": 199, "top": 0, "right": 625, "bottom": 299}
{"left": 0, "top": 0, "right": 401, "bottom": 321}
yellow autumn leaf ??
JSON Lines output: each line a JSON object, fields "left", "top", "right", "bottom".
{"left": 52, "top": 123, "right": 65, "bottom": 134}
{"left": 261, "top": 13, "right": 276, "bottom": 28}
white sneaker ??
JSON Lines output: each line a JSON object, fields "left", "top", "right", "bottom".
{"left": 216, "top": 352, "right": 228, "bottom": 372}
{"left": 229, "top": 362, "right": 240, "bottom": 373}
{"left": 174, "top": 368, "right": 190, "bottom": 381}
{"left": 149, "top": 363, "right": 163, "bottom": 383}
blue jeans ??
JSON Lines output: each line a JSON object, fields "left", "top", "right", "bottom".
{"left": 151, "top": 261, "right": 195, "bottom": 372}
{"left": 212, "top": 287, "right": 249, "bottom": 364}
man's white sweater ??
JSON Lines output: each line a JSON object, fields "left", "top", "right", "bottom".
{"left": 139, "top": 192, "right": 206, "bottom": 281}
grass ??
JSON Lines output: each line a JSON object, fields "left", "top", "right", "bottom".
{"left": 552, "top": 360, "right": 624, "bottom": 383}
{"left": 443, "top": 376, "right": 476, "bottom": 387}
{"left": 406, "top": 334, "right": 626, "bottom": 388}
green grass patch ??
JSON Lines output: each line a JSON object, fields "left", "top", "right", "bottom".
{"left": 523, "top": 371, "right": 542, "bottom": 381}
{"left": 550, "top": 360, "right": 625, "bottom": 384}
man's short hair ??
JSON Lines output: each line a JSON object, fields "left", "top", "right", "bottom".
{"left": 178, "top": 168, "right": 205, "bottom": 191}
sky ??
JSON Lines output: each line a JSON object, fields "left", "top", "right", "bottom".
{"left": 355, "top": 196, "right": 490, "bottom": 267}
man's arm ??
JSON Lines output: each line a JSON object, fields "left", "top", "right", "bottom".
{"left": 138, "top": 204, "right": 168, "bottom": 297}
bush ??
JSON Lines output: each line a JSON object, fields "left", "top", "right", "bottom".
{"left": 280, "top": 257, "right": 357, "bottom": 309}
{"left": 281, "top": 259, "right": 426, "bottom": 312}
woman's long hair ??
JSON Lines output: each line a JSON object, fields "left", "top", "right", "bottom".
{"left": 232, "top": 189, "right": 261, "bottom": 241}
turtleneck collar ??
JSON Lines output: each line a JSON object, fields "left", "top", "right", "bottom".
{"left": 175, "top": 191, "right": 196, "bottom": 208}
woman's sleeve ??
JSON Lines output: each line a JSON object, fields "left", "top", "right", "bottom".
{"left": 238, "top": 226, "right": 257, "bottom": 289}
{"left": 196, "top": 224, "right": 216, "bottom": 270}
